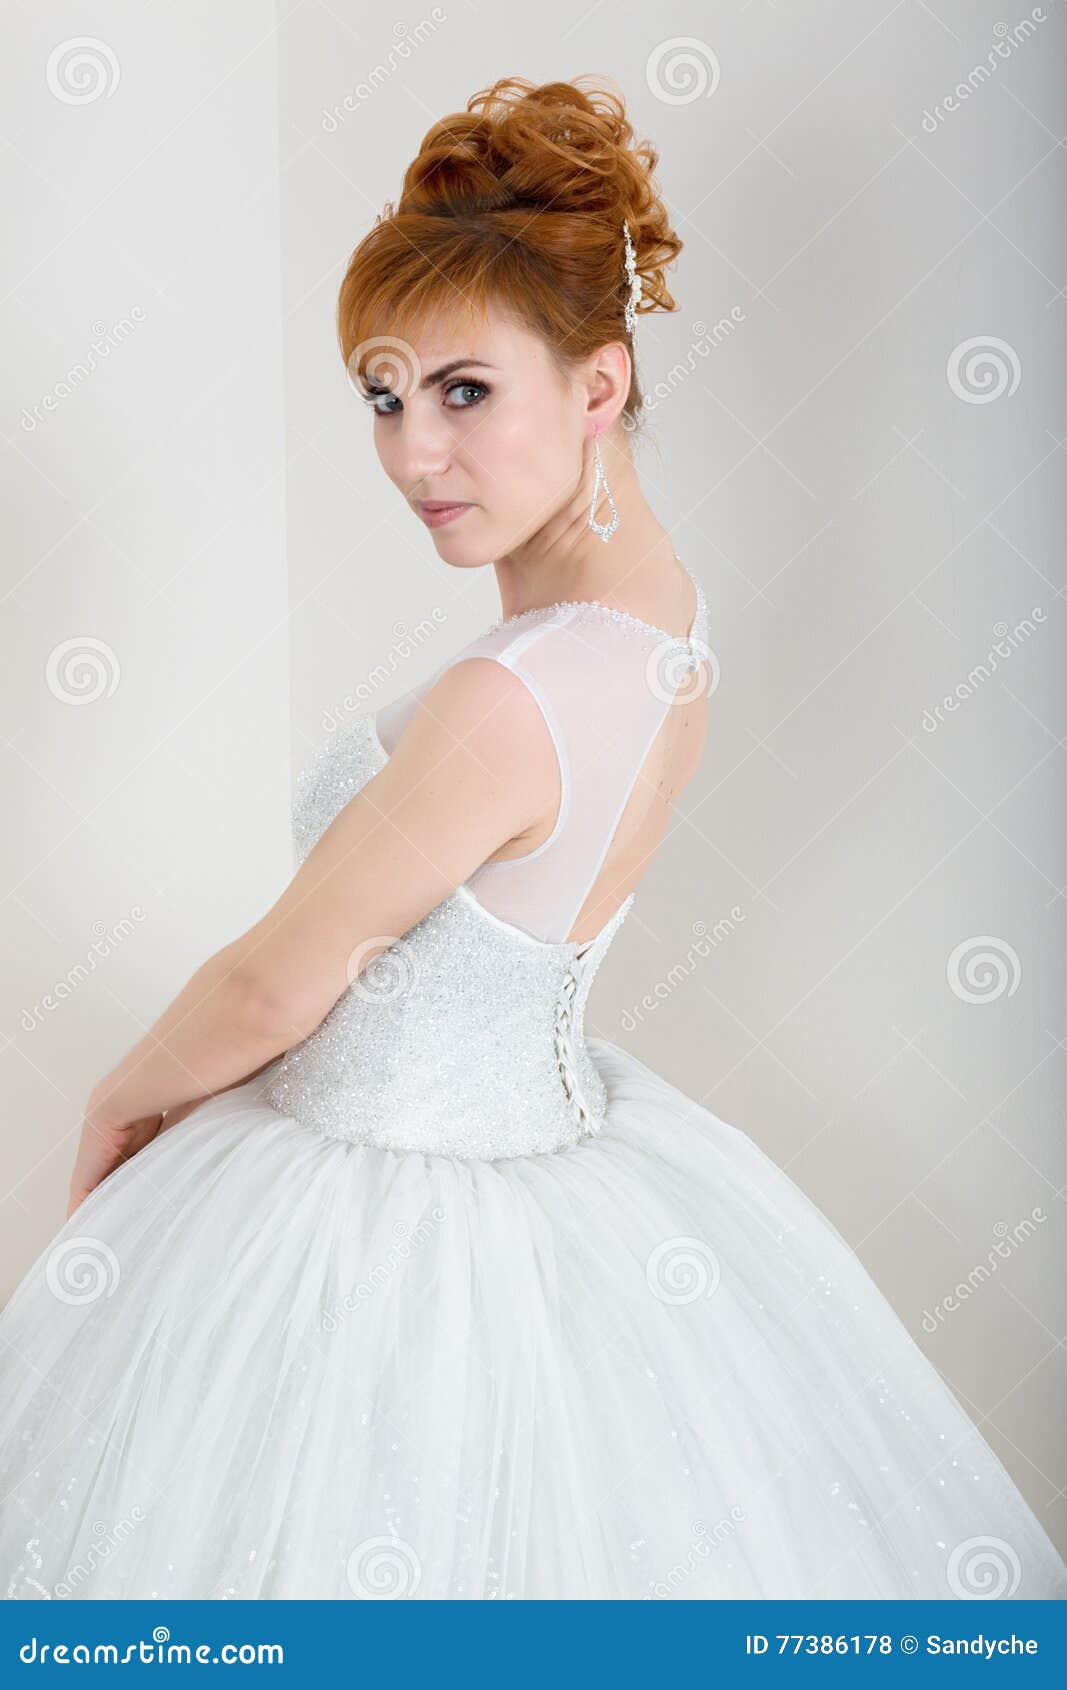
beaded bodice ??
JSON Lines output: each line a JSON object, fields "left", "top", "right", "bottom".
{"left": 264, "top": 564, "right": 708, "bottom": 1161}
{"left": 263, "top": 712, "right": 631, "bottom": 1158}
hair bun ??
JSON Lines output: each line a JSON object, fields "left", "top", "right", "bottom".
{"left": 398, "top": 76, "right": 681, "bottom": 315}
{"left": 338, "top": 76, "right": 683, "bottom": 432}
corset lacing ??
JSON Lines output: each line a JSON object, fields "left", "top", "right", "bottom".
{"left": 552, "top": 928, "right": 609, "bottom": 1136}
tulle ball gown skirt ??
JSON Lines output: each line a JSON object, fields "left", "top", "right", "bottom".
{"left": 1, "top": 1039, "right": 1065, "bottom": 1601}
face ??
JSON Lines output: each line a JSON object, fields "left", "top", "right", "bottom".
{"left": 358, "top": 303, "right": 593, "bottom": 569}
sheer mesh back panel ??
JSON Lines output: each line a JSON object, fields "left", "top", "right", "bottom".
{"left": 377, "top": 607, "right": 677, "bottom": 944}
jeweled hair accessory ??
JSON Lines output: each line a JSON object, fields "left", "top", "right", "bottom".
{"left": 622, "top": 220, "right": 642, "bottom": 337}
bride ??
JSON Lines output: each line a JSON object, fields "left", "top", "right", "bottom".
{"left": 3, "top": 75, "right": 1065, "bottom": 1602}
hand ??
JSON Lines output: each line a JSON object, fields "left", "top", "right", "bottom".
{"left": 66, "top": 1100, "right": 165, "bottom": 1219}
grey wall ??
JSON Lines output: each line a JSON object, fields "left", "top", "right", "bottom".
{"left": 1, "top": 11, "right": 291, "bottom": 1282}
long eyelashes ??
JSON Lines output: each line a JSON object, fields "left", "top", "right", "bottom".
{"left": 443, "top": 379, "right": 490, "bottom": 409}
{"left": 360, "top": 379, "right": 490, "bottom": 417}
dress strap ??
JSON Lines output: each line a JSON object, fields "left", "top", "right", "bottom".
{"left": 375, "top": 564, "right": 709, "bottom": 946}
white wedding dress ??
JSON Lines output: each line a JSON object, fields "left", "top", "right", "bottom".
{"left": 2, "top": 565, "right": 1065, "bottom": 1602}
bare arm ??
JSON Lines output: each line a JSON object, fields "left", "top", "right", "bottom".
{"left": 68, "top": 953, "right": 301, "bottom": 1215}
{"left": 218, "top": 657, "right": 560, "bottom": 1040}
{"left": 69, "top": 658, "right": 558, "bottom": 1207}
{"left": 159, "top": 1054, "right": 281, "bottom": 1133}
{"left": 86, "top": 943, "right": 298, "bottom": 1129}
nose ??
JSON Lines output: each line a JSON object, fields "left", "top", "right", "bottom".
{"left": 386, "top": 402, "right": 455, "bottom": 499}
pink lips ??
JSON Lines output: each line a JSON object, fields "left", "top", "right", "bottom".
{"left": 415, "top": 500, "right": 475, "bottom": 529}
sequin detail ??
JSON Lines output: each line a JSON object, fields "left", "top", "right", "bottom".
{"left": 265, "top": 714, "right": 635, "bottom": 1159}
{"left": 484, "top": 558, "right": 708, "bottom": 665}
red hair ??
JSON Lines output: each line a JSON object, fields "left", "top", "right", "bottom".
{"left": 336, "top": 75, "right": 683, "bottom": 430}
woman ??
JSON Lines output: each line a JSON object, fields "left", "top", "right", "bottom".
{"left": 2, "top": 76, "right": 1065, "bottom": 1602}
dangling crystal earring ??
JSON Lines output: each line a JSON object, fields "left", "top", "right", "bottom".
{"left": 587, "top": 432, "right": 619, "bottom": 543}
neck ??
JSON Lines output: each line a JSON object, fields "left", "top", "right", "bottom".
{"left": 494, "top": 433, "right": 686, "bottom": 627}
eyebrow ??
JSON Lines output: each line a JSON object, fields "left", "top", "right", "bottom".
{"left": 420, "top": 359, "right": 498, "bottom": 389}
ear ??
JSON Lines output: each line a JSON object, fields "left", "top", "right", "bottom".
{"left": 582, "top": 340, "right": 631, "bottom": 433}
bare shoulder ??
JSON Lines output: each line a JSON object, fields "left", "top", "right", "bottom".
{"left": 388, "top": 654, "right": 561, "bottom": 801}
{"left": 236, "top": 653, "right": 566, "bottom": 1033}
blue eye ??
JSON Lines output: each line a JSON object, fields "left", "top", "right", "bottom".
{"left": 443, "top": 380, "right": 489, "bottom": 408}
{"left": 361, "top": 388, "right": 401, "bottom": 416}
{"left": 360, "top": 379, "right": 489, "bottom": 417}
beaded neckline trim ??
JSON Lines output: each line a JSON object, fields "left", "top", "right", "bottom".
{"left": 486, "top": 560, "right": 706, "bottom": 648}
